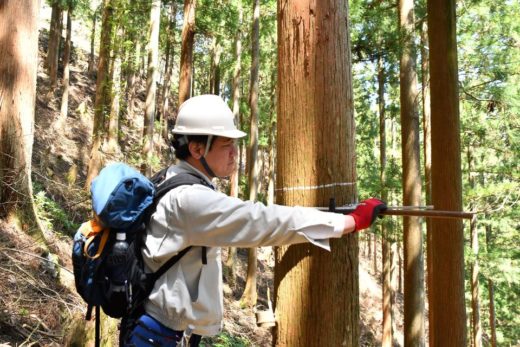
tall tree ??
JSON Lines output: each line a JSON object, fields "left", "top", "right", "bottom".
{"left": 160, "top": 3, "right": 176, "bottom": 141}
{"left": 88, "top": 3, "right": 99, "bottom": 73}
{"left": 178, "top": 0, "right": 196, "bottom": 105}
{"left": 420, "top": 19, "right": 433, "bottom": 324}
{"left": 0, "top": 0, "right": 43, "bottom": 233}
{"left": 226, "top": 0, "right": 243, "bottom": 288}
{"left": 378, "top": 52, "right": 393, "bottom": 347}
{"left": 241, "top": 0, "right": 260, "bottom": 308}
{"left": 57, "top": 4, "right": 73, "bottom": 127}
{"left": 141, "top": 0, "right": 161, "bottom": 175}
{"left": 467, "top": 150, "right": 482, "bottom": 347}
{"left": 398, "top": 0, "right": 425, "bottom": 345}
{"left": 275, "top": 0, "right": 358, "bottom": 345}
{"left": 47, "top": 0, "right": 64, "bottom": 87}
{"left": 427, "top": 0, "right": 467, "bottom": 344}
{"left": 85, "top": 0, "right": 115, "bottom": 188}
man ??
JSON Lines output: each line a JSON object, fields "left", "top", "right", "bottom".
{"left": 126, "top": 94, "right": 386, "bottom": 346}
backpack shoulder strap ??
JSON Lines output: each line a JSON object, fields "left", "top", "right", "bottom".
{"left": 154, "top": 171, "right": 213, "bottom": 202}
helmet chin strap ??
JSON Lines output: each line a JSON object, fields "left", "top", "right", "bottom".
{"left": 200, "top": 157, "right": 216, "bottom": 178}
{"left": 200, "top": 135, "right": 216, "bottom": 178}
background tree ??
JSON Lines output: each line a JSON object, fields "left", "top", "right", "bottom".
{"left": 141, "top": 0, "right": 161, "bottom": 175}
{"left": 427, "top": 0, "right": 467, "bottom": 344}
{"left": 241, "top": 0, "right": 260, "bottom": 309}
{"left": 0, "top": 0, "right": 44, "bottom": 236}
{"left": 85, "top": 0, "right": 115, "bottom": 187}
{"left": 274, "top": 0, "right": 358, "bottom": 345}
{"left": 398, "top": 0, "right": 425, "bottom": 345}
{"left": 178, "top": 0, "right": 196, "bottom": 105}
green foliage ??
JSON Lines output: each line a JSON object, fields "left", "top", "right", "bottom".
{"left": 202, "top": 331, "right": 251, "bottom": 347}
{"left": 33, "top": 183, "right": 79, "bottom": 236}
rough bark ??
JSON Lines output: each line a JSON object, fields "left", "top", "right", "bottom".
{"left": 58, "top": 7, "right": 73, "bottom": 126}
{"left": 485, "top": 225, "right": 497, "bottom": 347}
{"left": 427, "top": 0, "right": 467, "bottom": 344}
{"left": 399, "top": 0, "right": 425, "bottom": 345}
{"left": 467, "top": 150, "right": 482, "bottom": 347}
{"left": 106, "top": 37, "right": 122, "bottom": 153}
{"left": 226, "top": 2, "right": 243, "bottom": 287}
{"left": 378, "top": 53, "right": 392, "bottom": 347}
{"left": 47, "top": 2, "right": 63, "bottom": 87}
{"left": 85, "top": 0, "right": 114, "bottom": 188}
{"left": 241, "top": 0, "right": 260, "bottom": 308}
{"left": 88, "top": 6, "right": 98, "bottom": 73}
{"left": 274, "top": 0, "right": 358, "bottom": 345}
{"left": 141, "top": 0, "right": 161, "bottom": 176}
{"left": 0, "top": 0, "right": 45, "bottom": 236}
{"left": 420, "top": 21, "right": 433, "bottom": 337}
{"left": 178, "top": 0, "right": 196, "bottom": 105}
{"left": 160, "top": 3, "right": 176, "bottom": 141}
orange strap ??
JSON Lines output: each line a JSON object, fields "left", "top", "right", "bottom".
{"left": 79, "top": 219, "right": 110, "bottom": 260}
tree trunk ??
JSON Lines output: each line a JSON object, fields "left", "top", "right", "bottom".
{"left": 88, "top": 5, "right": 98, "bottom": 73}
{"left": 373, "top": 233, "right": 378, "bottom": 274}
{"left": 141, "top": 0, "right": 161, "bottom": 176}
{"left": 420, "top": 20, "right": 433, "bottom": 332}
{"left": 160, "top": 3, "right": 176, "bottom": 141}
{"left": 226, "top": 2, "right": 243, "bottom": 287}
{"left": 58, "top": 6, "right": 73, "bottom": 126}
{"left": 241, "top": 0, "right": 260, "bottom": 308}
{"left": 399, "top": 0, "right": 425, "bottom": 345}
{"left": 85, "top": 0, "right": 115, "bottom": 188}
{"left": 209, "top": 37, "right": 222, "bottom": 95}
{"left": 0, "top": 0, "right": 45, "bottom": 236}
{"left": 126, "top": 40, "right": 141, "bottom": 120}
{"left": 106, "top": 35, "right": 122, "bottom": 153}
{"left": 485, "top": 225, "right": 497, "bottom": 347}
{"left": 427, "top": 0, "right": 467, "bottom": 344}
{"left": 378, "top": 52, "right": 392, "bottom": 347}
{"left": 178, "top": 0, "right": 196, "bottom": 105}
{"left": 47, "top": 2, "right": 63, "bottom": 87}
{"left": 274, "top": 0, "right": 358, "bottom": 345}
{"left": 467, "top": 150, "right": 482, "bottom": 347}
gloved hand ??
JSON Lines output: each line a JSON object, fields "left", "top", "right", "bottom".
{"left": 349, "top": 198, "right": 387, "bottom": 231}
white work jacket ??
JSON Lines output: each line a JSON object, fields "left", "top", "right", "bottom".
{"left": 142, "top": 160, "right": 346, "bottom": 336}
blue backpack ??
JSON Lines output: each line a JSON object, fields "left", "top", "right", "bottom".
{"left": 71, "top": 163, "right": 211, "bottom": 346}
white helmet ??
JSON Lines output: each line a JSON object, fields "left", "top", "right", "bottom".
{"left": 173, "top": 94, "right": 246, "bottom": 138}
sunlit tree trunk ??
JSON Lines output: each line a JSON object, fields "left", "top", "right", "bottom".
{"left": 106, "top": 35, "right": 122, "bottom": 153}
{"left": 126, "top": 40, "right": 141, "bottom": 120}
{"left": 209, "top": 37, "right": 222, "bottom": 95}
{"left": 47, "top": 1, "right": 63, "bottom": 87}
{"left": 88, "top": 4, "right": 99, "bottom": 73}
{"left": 420, "top": 21, "right": 433, "bottom": 336}
{"left": 226, "top": 1, "right": 243, "bottom": 287}
{"left": 160, "top": 3, "right": 176, "bottom": 141}
{"left": 399, "top": 0, "right": 425, "bottom": 345}
{"left": 58, "top": 6, "right": 73, "bottom": 127}
{"left": 0, "top": 0, "right": 44, "bottom": 235}
{"left": 378, "top": 53, "right": 393, "bottom": 347}
{"left": 427, "top": 0, "right": 467, "bottom": 344}
{"left": 141, "top": 0, "right": 161, "bottom": 176}
{"left": 274, "top": 0, "right": 358, "bottom": 345}
{"left": 85, "top": 0, "right": 114, "bottom": 188}
{"left": 467, "top": 150, "right": 482, "bottom": 347}
{"left": 241, "top": 0, "right": 260, "bottom": 308}
{"left": 178, "top": 0, "right": 196, "bottom": 105}
{"left": 485, "top": 225, "right": 497, "bottom": 347}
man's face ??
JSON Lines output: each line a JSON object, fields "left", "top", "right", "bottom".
{"left": 205, "top": 137, "right": 239, "bottom": 178}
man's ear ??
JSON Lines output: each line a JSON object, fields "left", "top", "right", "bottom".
{"left": 188, "top": 141, "right": 204, "bottom": 159}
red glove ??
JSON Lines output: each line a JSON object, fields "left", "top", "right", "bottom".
{"left": 349, "top": 198, "right": 387, "bottom": 231}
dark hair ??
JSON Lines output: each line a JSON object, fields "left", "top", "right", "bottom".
{"left": 171, "top": 134, "right": 210, "bottom": 160}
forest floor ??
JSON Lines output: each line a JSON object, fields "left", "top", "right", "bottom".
{"left": 0, "top": 8, "right": 406, "bottom": 346}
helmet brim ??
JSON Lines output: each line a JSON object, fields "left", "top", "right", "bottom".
{"left": 172, "top": 128, "right": 247, "bottom": 139}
